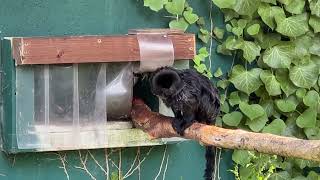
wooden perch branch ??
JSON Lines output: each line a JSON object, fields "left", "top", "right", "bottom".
{"left": 131, "top": 98, "right": 320, "bottom": 162}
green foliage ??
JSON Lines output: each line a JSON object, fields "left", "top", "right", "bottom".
{"left": 262, "top": 119, "right": 286, "bottom": 135}
{"left": 142, "top": 0, "right": 320, "bottom": 179}
{"left": 222, "top": 111, "right": 243, "bottom": 126}
{"left": 262, "top": 43, "right": 293, "bottom": 68}
{"left": 276, "top": 13, "right": 309, "bottom": 37}
{"left": 289, "top": 63, "right": 318, "bottom": 88}
{"left": 296, "top": 108, "right": 317, "bottom": 128}
{"left": 165, "top": 0, "right": 185, "bottom": 15}
{"left": 144, "top": 0, "right": 167, "bottom": 11}
{"left": 229, "top": 65, "right": 262, "bottom": 94}
{"left": 239, "top": 102, "right": 265, "bottom": 120}
{"left": 183, "top": 8, "right": 199, "bottom": 24}
{"left": 260, "top": 70, "right": 282, "bottom": 96}
{"left": 211, "top": 0, "right": 320, "bottom": 178}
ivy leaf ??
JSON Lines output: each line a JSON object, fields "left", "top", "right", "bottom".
{"left": 275, "top": 97, "right": 298, "bottom": 112}
{"left": 220, "top": 93, "right": 227, "bottom": 104}
{"left": 183, "top": 9, "right": 199, "bottom": 24}
{"left": 277, "top": 0, "right": 291, "bottom": 5}
{"left": 254, "top": 32, "right": 281, "bottom": 49}
{"left": 307, "top": 171, "right": 320, "bottom": 179}
{"left": 222, "top": 111, "right": 243, "bottom": 126}
{"left": 199, "top": 47, "right": 209, "bottom": 57}
{"left": 228, "top": 92, "right": 241, "bottom": 107}
{"left": 217, "top": 44, "right": 232, "bottom": 56}
{"left": 144, "top": 0, "right": 167, "bottom": 11}
{"left": 296, "top": 88, "right": 307, "bottom": 99}
{"left": 215, "top": 117, "right": 223, "bottom": 127}
{"left": 196, "top": 17, "right": 205, "bottom": 26}
{"left": 246, "top": 113, "right": 268, "bottom": 132}
{"left": 262, "top": 119, "right": 286, "bottom": 135}
{"left": 310, "top": 0, "right": 320, "bottom": 17}
{"left": 304, "top": 127, "right": 320, "bottom": 140}
{"left": 239, "top": 166, "right": 256, "bottom": 180}
{"left": 284, "top": 0, "right": 305, "bottom": 14}
{"left": 247, "top": 24, "right": 260, "bottom": 36}
{"left": 235, "top": 40, "right": 261, "bottom": 63}
{"left": 226, "top": 24, "right": 232, "bottom": 32}
{"left": 225, "top": 36, "right": 240, "bottom": 50}
{"left": 309, "top": 16, "right": 320, "bottom": 33}
{"left": 260, "top": 100, "right": 275, "bottom": 118}
{"left": 258, "top": 4, "right": 285, "bottom": 30}
{"left": 193, "top": 56, "right": 201, "bottom": 66}
{"left": 194, "top": 64, "right": 207, "bottom": 73}
{"left": 214, "top": 68, "right": 223, "bottom": 77}
{"left": 229, "top": 91, "right": 248, "bottom": 106}
{"left": 221, "top": 9, "right": 239, "bottom": 22}
{"left": 261, "top": 0, "right": 276, "bottom": 5}
{"left": 220, "top": 101, "right": 230, "bottom": 113}
{"left": 239, "top": 102, "right": 265, "bottom": 120}
{"left": 275, "top": 69, "right": 297, "bottom": 96}
{"left": 269, "top": 171, "right": 291, "bottom": 180}
{"left": 204, "top": 71, "right": 213, "bottom": 79}
{"left": 289, "top": 62, "right": 318, "bottom": 88}
{"left": 260, "top": 70, "right": 282, "bottom": 96}
{"left": 232, "top": 150, "right": 253, "bottom": 166}
{"left": 212, "top": 0, "right": 236, "bottom": 9}
{"left": 169, "top": 18, "right": 188, "bottom": 31}
{"left": 303, "top": 90, "right": 320, "bottom": 107}
{"left": 165, "top": 0, "right": 185, "bottom": 15}
{"left": 296, "top": 108, "right": 317, "bottom": 128}
{"left": 231, "top": 27, "right": 243, "bottom": 37}
{"left": 263, "top": 43, "right": 293, "bottom": 68}
{"left": 217, "top": 44, "right": 232, "bottom": 55}
{"left": 213, "top": 27, "right": 224, "bottom": 39}
{"left": 283, "top": 115, "right": 305, "bottom": 138}
{"left": 229, "top": 65, "right": 263, "bottom": 94}
{"left": 310, "top": 37, "right": 320, "bottom": 56}
{"left": 198, "top": 29, "right": 210, "bottom": 43}
{"left": 293, "top": 34, "right": 313, "bottom": 59}
{"left": 217, "top": 80, "right": 230, "bottom": 89}
{"left": 276, "top": 13, "right": 309, "bottom": 37}
{"left": 237, "top": 19, "right": 248, "bottom": 29}
{"left": 233, "top": 0, "right": 260, "bottom": 16}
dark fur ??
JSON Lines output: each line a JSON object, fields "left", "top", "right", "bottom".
{"left": 150, "top": 67, "right": 220, "bottom": 180}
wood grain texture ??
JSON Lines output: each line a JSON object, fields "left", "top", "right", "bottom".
{"left": 131, "top": 98, "right": 320, "bottom": 162}
{"left": 11, "top": 34, "right": 195, "bottom": 65}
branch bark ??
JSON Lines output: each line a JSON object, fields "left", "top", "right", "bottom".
{"left": 131, "top": 98, "right": 320, "bottom": 162}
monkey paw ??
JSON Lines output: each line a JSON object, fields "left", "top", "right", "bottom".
{"left": 172, "top": 119, "right": 185, "bottom": 136}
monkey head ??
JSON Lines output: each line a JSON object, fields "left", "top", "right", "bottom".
{"left": 150, "top": 67, "right": 184, "bottom": 98}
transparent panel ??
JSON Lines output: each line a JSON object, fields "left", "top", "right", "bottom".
{"left": 49, "top": 64, "right": 74, "bottom": 130}
{"left": 16, "top": 63, "right": 133, "bottom": 150}
{"left": 106, "top": 63, "right": 133, "bottom": 121}
{"left": 78, "top": 63, "right": 106, "bottom": 128}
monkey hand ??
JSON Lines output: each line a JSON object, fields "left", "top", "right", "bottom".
{"left": 172, "top": 118, "right": 185, "bottom": 136}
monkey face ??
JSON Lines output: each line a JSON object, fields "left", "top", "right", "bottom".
{"left": 149, "top": 67, "right": 182, "bottom": 97}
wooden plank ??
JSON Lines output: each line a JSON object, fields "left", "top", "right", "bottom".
{"left": 11, "top": 34, "right": 195, "bottom": 65}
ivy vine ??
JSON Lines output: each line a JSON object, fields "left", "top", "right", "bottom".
{"left": 143, "top": 0, "right": 320, "bottom": 179}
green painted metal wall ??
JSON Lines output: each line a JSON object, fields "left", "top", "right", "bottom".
{"left": 0, "top": 0, "right": 234, "bottom": 179}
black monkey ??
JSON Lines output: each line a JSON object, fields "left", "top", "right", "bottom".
{"left": 150, "top": 66, "right": 220, "bottom": 180}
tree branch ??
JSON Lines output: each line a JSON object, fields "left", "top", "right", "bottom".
{"left": 131, "top": 98, "right": 320, "bottom": 162}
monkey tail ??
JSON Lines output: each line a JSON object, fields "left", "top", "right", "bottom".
{"left": 204, "top": 145, "right": 216, "bottom": 180}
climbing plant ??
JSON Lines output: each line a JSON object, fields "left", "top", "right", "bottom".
{"left": 143, "top": 0, "right": 320, "bottom": 179}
